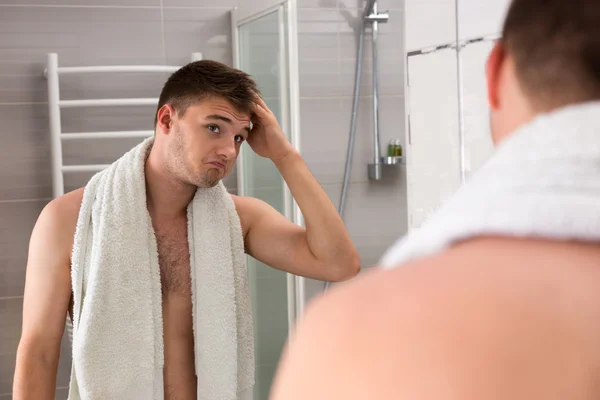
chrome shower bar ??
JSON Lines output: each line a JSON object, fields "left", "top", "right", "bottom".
{"left": 365, "top": 0, "right": 391, "bottom": 181}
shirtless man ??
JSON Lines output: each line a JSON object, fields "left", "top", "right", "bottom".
{"left": 13, "top": 60, "right": 360, "bottom": 399}
{"left": 270, "top": 0, "right": 600, "bottom": 399}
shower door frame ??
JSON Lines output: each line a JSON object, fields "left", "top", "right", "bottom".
{"left": 231, "top": 0, "right": 305, "bottom": 329}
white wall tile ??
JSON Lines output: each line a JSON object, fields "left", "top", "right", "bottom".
{"left": 460, "top": 40, "right": 496, "bottom": 178}
{"left": 457, "top": 0, "right": 511, "bottom": 40}
{"left": 406, "top": 47, "right": 461, "bottom": 229}
{"left": 405, "top": 0, "right": 456, "bottom": 51}
{"left": 163, "top": 7, "right": 231, "bottom": 66}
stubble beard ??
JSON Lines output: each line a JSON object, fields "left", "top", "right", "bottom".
{"left": 198, "top": 169, "right": 221, "bottom": 188}
{"left": 169, "top": 126, "right": 222, "bottom": 189}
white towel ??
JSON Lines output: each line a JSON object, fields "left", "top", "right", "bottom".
{"left": 67, "top": 137, "right": 254, "bottom": 400}
{"left": 380, "top": 101, "right": 600, "bottom": 268}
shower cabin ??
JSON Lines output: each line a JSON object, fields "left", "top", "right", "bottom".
{"left": 231, "top": 2, "right": 301, "bottom": 399}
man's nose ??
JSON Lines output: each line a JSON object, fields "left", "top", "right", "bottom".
{"left": 217, "top": 137, "right": 237, "bottom": 160}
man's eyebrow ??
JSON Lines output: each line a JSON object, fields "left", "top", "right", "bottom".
{"left": 206, "top": 114, "right": 232, "bottom": 123}
{"left": 206, "top": 114, "right": 252, "bottom": 134}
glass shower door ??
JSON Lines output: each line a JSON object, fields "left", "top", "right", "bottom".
{"left": 232, "top": 1, "right": 301, "bottom": 399}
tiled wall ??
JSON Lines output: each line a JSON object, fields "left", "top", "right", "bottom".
{"left": 0, "top": 0, "right": 406, "bottom": 397}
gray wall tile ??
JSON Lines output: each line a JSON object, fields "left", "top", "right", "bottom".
{"left": 163, "top": 7, "right": 232, "bottom": 66}
{"left": 0, "top": 200, "right": 47, "bottom": 298}
{"left": 0, "top": 299, "right": 22, "bottom": 357}
{"left": 297, "top": 9, "right": 341, "bottom": 98}
{"left": 0, "top": 352, "right": 18, "bottom": 396}
{"left": 0, "top": 104, "right": 52, "bottom": 201}
{"left": 0, "top": 6, "right": 165, "bottom": 104}
{"left": 55, "top": 387, "right": 70, "bottom": 400}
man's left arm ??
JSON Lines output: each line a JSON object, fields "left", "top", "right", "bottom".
{"left": 234, "top": 95, "right": 360, "bottom": 282}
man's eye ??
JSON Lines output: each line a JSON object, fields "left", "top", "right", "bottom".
{"left": 234, "top": 135, "right": 245, "bottom": 143}
{"left": 207, "top": 125, "right": 220, "bottom": 134}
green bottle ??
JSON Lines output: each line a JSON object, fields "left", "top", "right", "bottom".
{"left": 387, "top": 139, "right": 396, "bottom": 157}
{"left": 388, "top": 139, "right": 402, "bottom": 157}
{"left": 394, "top": 139, "right": 403, "bottom": 157}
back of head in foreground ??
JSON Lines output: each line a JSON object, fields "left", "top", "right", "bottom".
{"left": 269, "top": 0, "right": 600, "bottom": 399}
{"left": 487, "top": 0, "right": 600, "bottom": 144}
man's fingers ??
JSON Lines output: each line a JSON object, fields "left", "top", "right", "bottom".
{"left": 253, "top": 102, "right": 269, "bottom": 120}
{"left": 253, "top": 93, "right": 272, "bottom": 115}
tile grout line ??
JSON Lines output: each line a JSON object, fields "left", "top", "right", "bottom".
{"left": 0, "top": 102, "right": 48, "bottom": 106}
{"left": 0, "top": 198, "right": 51, "bottom": 204}
{"left": 0, "top": 295, "right": 24, "bottom": 301}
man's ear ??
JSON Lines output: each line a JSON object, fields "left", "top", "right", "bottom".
{"left": 486, "top": 41, "right": 506, "bottom": 111}
{"left": 156, "top": 104, "right": 176, "bottom": 135}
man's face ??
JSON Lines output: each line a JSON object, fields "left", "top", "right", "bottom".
{"left": 165, "top": 97, "right": 252, "bottom": 188}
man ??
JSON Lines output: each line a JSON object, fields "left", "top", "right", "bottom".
{"left": 270, "top": 0, "right": 600, "bottom": 399}
{"left": 13, "top": 60, "right": 360, "bottom": 398}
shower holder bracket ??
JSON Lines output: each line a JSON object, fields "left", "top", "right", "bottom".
{"left": 365, "top": 11, "right": 389, "bottom": 23}
{"left": 368, "top": 156, "right": 403, "bottom": 180}
{"left": 380, "top": 156, "right": 403, "bottom": 165}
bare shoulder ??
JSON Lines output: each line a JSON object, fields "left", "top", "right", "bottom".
{"left": 230, "top": 193, "right": 277, "bottom": 235}
{"left": 41, "top": 187, "right": 84, "bottom": 229}
{"left": 34, "top": 187, "right": 85, "bottom": 258}
{"left": 230, "top": 193, "right": 271, "bottom": 215}
{"left": 44, "top": 187, "right": 84, "bottom": 218}
{"left": 270, "top": 237, "right": 600, "bottom": 400}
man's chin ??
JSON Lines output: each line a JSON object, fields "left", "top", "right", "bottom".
{"left": 206, "top": 180, "right": 220, "bottom": 188}
{"left": 195, "top": 178, "right": 220, "bottom": 189}
{"left": 198, "top": 173, "right": 222, "bottom": 188}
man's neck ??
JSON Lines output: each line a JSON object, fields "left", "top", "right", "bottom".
{"left": 145, "top": 148, "right": 195, "bottom": 218}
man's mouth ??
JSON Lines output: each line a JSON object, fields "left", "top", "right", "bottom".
{"left": 208, "top": 161, "right": 226, "bottom": 169}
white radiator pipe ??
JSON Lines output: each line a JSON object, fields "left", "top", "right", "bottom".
{"left": 61, "top": 130, "right": 153, "bottom": 140}
{"left": 43, "top": 65, "right": 181, "bottom": 77}
{"left": 47, "top": 53, "right": 65, "bottom": 198}
{"left": 59, "top": 98, "right": 158, "bottom": 108}
{"left": 62, "top": 164, "right": 110, "bottom": 172}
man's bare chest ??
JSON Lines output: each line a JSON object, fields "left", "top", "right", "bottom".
{"left": 155, "top": 226, "right": 191, "bottom": 295}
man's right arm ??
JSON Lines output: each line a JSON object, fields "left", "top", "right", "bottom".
{"left": 13, "top": 190, "right": 81, "bottom": 399}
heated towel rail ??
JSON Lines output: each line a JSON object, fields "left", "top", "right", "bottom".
{"left": 43, "top": 52, "right": 203, "bottom": 198}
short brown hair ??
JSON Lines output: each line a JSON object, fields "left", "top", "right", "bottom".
{"left": 501, "top": 0, "right": 600, "bottom": 109}
{"left": 154, "top": 60, "right": 259, "bottom": 125}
